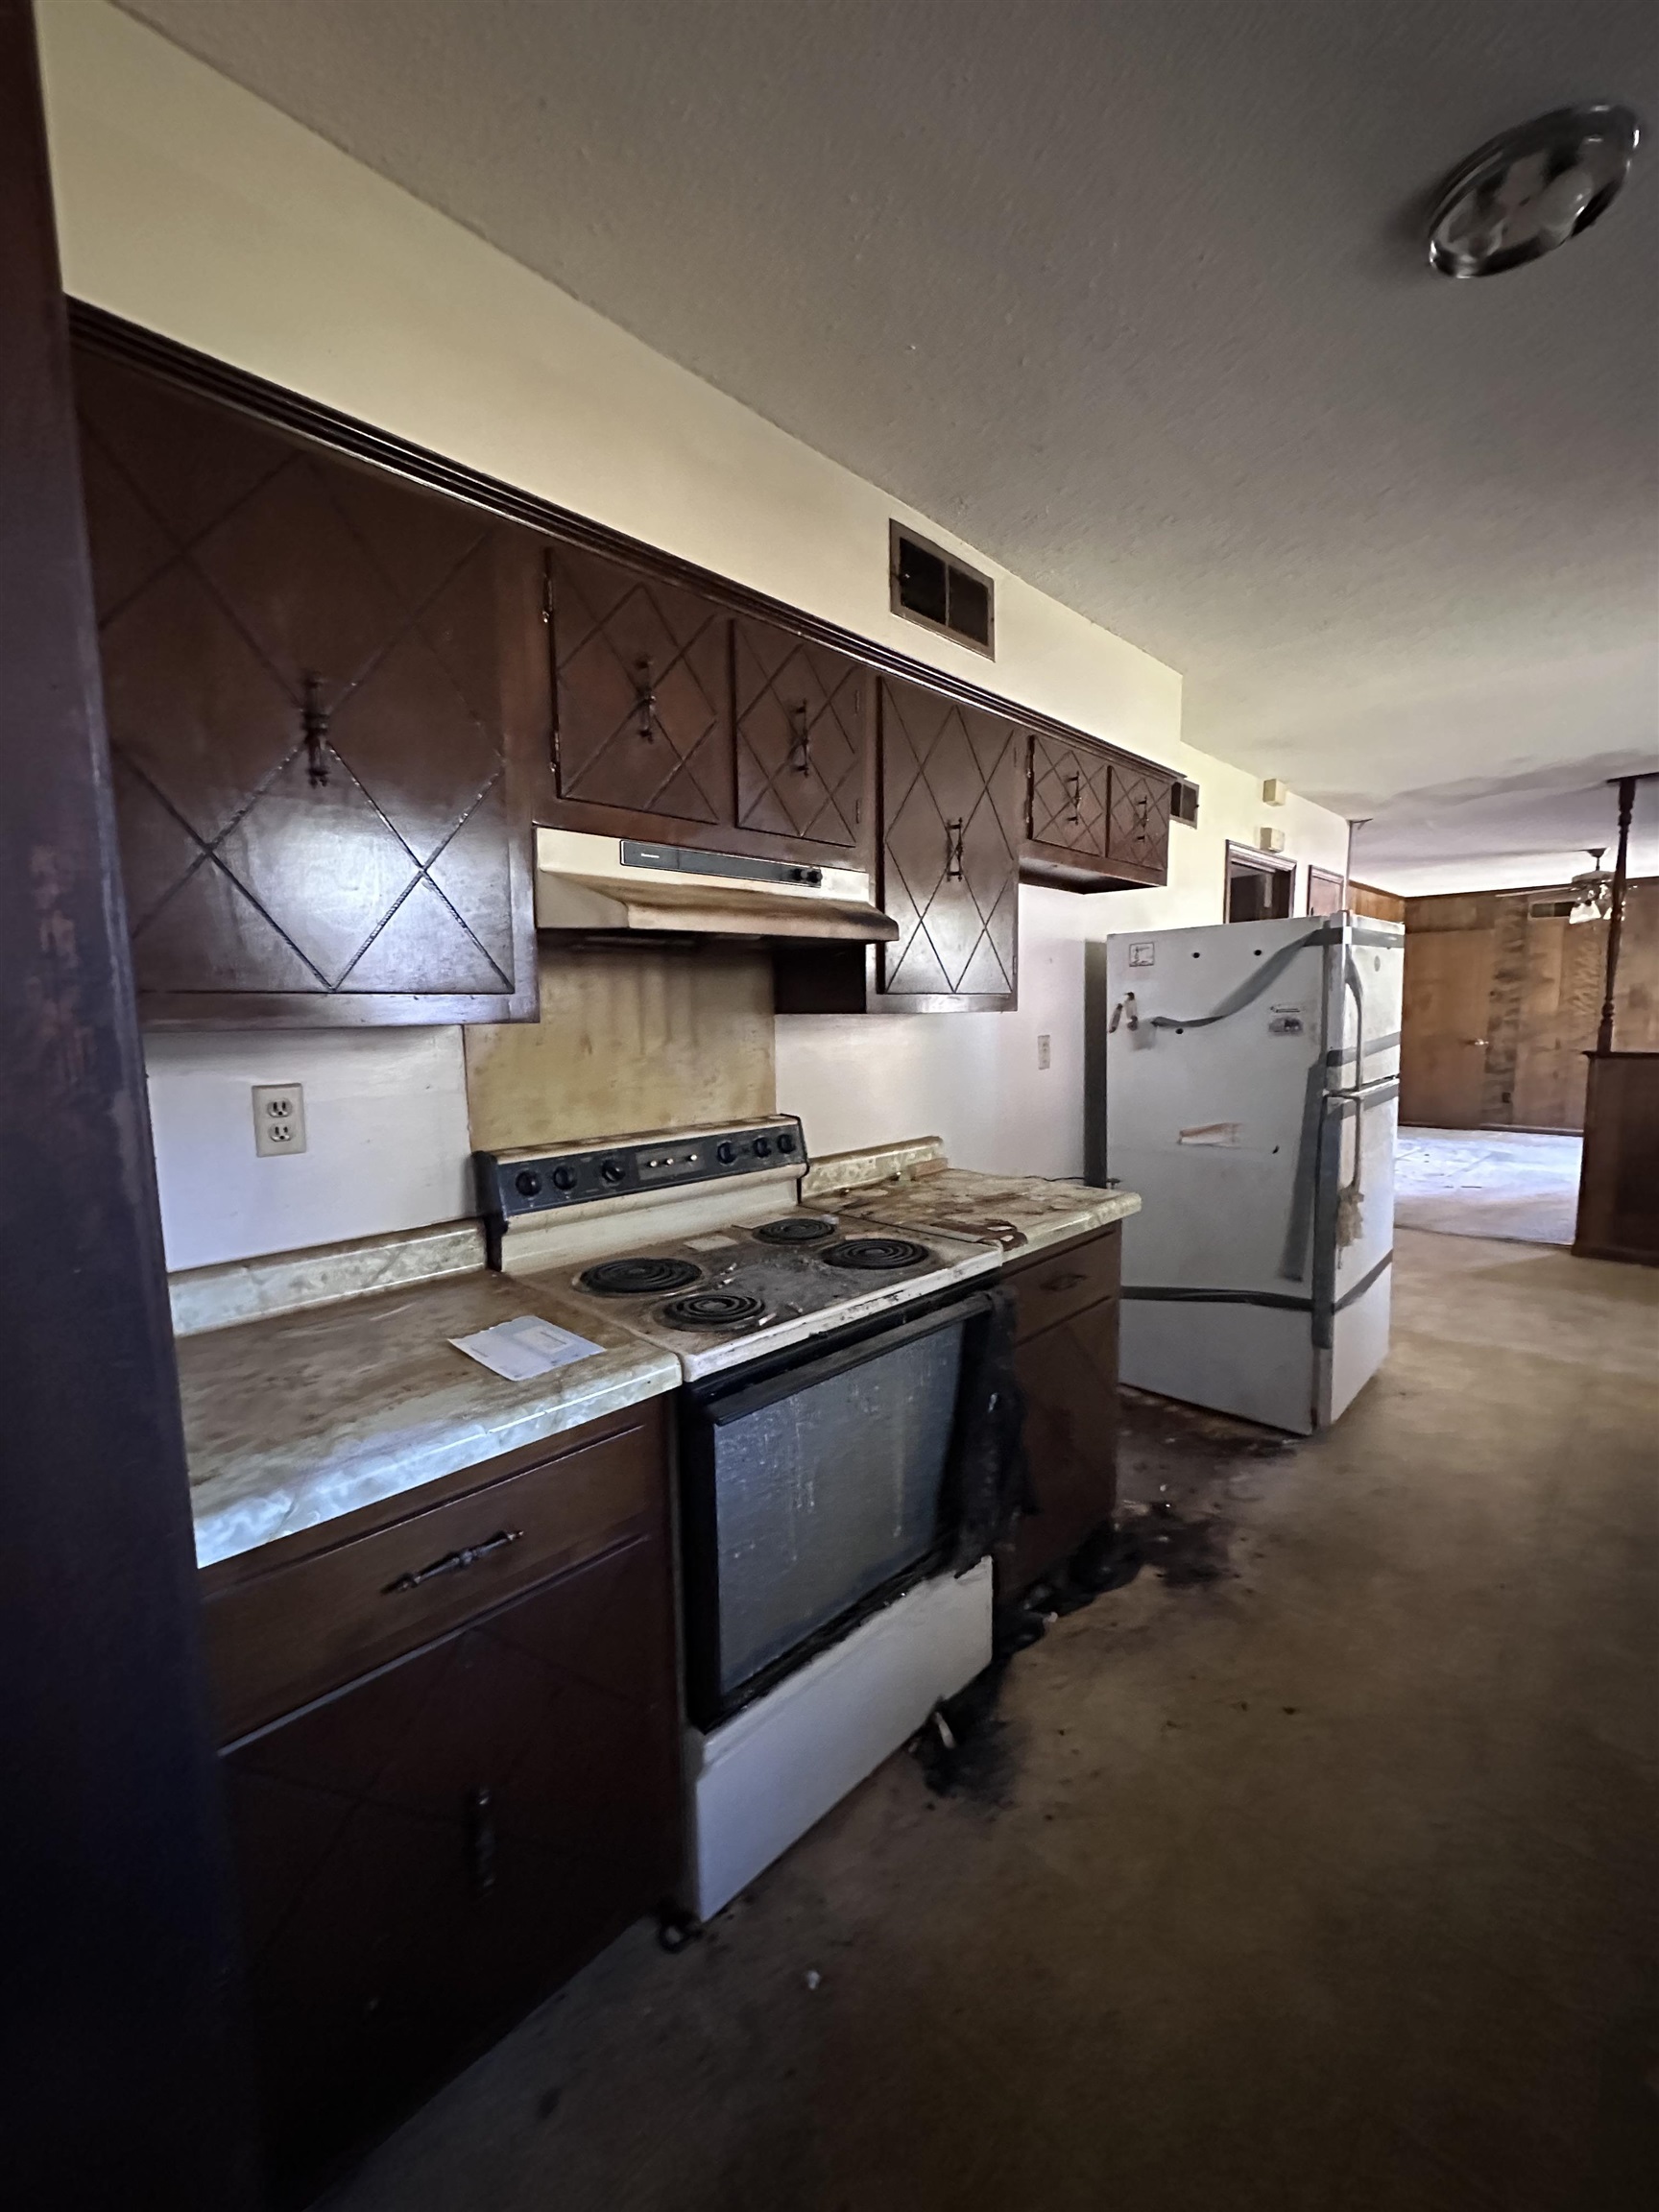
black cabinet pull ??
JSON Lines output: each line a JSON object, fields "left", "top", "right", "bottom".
{"left": 466, "top": 1785, "right": 497, "bottom": 1897}
{"left": 634, "top": 658, "right": 659, "bottom": 742}
{"left": 945, "top": 819, "right": 965, "bottom": 880}
{"left": 789, "top": 700, "right": 812, "bottom": 776}
{"left": 1040, "top": 1270, "right": 1088, "bottom": 1292}
{"left": 383, "top": 1527, "right": 521, "bottom": 1595}
{"left": 1065, "top": 767, "right": 1082, "bottom": 826}
{"left": 301, "top": 672, "right": 329, "bottom": 787}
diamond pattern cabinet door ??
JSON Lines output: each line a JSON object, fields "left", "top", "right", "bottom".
{"left": 73, "top": 343, "right": 541, "bottom": 1023}
{"left": 1106, "top": 762, "right": 1173, "bottom": 877}
{"left": 1027, "top": 732, "right": 1109, "bottom": 859}
{"left": 1001, "top": 1296, "right": 1120, "bottom": 1598}
{"left": 733, "top": 617, "right": 870, "bottom": 851}
{"left": 878, "top": 679, "right": 1022, "bottom": 1010}
{"left": 549, "top": 542, "right": 734, "bottom": 828}
{"left": 221, "top": 1534, "right": 681, "bottom": 2195}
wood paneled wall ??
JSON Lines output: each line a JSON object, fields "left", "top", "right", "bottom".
{"left": 1400, "top": 880, "right": 1659, "bottom": 1131}
{"left": 1349, "top": 881, "right": 1407, "bottom": 924}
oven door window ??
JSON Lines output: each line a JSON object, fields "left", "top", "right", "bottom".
{"left": 687, "top": 1310, "right": 971, "bottom": 1718}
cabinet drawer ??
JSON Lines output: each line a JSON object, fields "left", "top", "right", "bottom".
{"left": 1006, "top": 1226, "right": 1120, "bottom": 1341}
{"left": 204, "top": 1413, "right": 662, "bottom": 1744}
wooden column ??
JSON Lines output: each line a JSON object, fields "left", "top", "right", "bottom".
{"left": 0, "top": 6, "right": 259, "bottom": 2201}
{"left": 1576, "top": 775, "right": 1659, "bottom": 1265}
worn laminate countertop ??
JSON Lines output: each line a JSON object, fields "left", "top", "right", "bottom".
{"left": 805, "top": 1142, "right": 1141, "bottom": 1256}
{"left": 180, "top": 1270, "right": 679, "bottom": 1571}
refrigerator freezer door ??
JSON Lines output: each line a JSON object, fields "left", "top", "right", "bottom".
{"left": 1325, "top": 918, "right": 1405, "bottom": 1091}
{"left": 1315, "top": 1079, "right": 1398, "bottom": 1424}
{"left": 1104, "top": 915, "right": 1337, "bottom": 1432}
{"left": 1106, "top": 916, "right": 1334, "bottom": 1300}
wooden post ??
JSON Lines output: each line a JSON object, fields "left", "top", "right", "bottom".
{"left": 1595, "top": 775, "right": 1636, "bottom": 1055}
{"left": 0, "top": 4, "right": 259, "bottom": 2201}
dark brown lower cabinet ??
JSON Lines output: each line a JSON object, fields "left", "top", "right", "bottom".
{"left": 205, "top": 1405, "right": 681, "bottom": 2200}
{"left": 999, "top": 1226, "right": 1121, "bottom": 1597}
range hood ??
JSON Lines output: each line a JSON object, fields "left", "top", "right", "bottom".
{"left": 534, "top": 829, "right": 898, "bottom": 944}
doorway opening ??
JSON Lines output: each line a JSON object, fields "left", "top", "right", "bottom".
{"left": 1225, "top": 843, "right": 1295, "bottom": 923}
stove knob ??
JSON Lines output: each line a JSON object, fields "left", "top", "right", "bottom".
{"left": 600, "top": 1159, "right": 627, "bottom": 1185}
{"left": 715, "top": 1142, "right": 737, "bottom": 1166}
{"left": 550, "top": 1166, "right": 577, "bottom": 1192}
{"left": 777, "top": 1132, "right": 797, "bottom": 1155}
{"left": 753, "top": 1137, "right": 772, "bottom": 1158}
{"left": 514, "top": 1170, "right": 542, "bottom": 1197}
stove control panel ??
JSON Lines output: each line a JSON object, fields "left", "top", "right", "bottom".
{"left": 473, "top": 1118, "right": 806, "bottom": 1230}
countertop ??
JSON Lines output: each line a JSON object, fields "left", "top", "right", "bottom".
{"left": 806, "top": 1142, "right": 1141, "bottom": 1257}
{"left": 180, "top": 1270, "right": 679, "bottom": 1571}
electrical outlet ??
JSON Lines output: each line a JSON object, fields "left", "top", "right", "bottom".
{"left": 1036, "top": 1033, "right": 1052, "bottom": 1071}
{"left": 252, "top": 1083, "right": 306, "bottom": 1158}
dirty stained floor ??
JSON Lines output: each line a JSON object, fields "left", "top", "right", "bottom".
{"left": 324, "top": 1229, "right": 1658, "bottom": 2212}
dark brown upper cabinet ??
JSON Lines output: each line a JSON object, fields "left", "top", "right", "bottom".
{"left": 1021, "top": 732, "right": 1174, "bottom": 892}
{"left": 1106, "top": 759, "right": 1173, "bottom": 878}
{"left": 877, "top": 680, "right": 1022, "bottom": 1010}
{"left": 74, "top": 345, "right": 545, "bottom": 1026}
{"left": 547, "top": 541, "right": 732, "bottom": 829}
{"left": 733, "top": 616, "right": 873, "bottom": 851}
{"left": 774, "top": 677, "right": 1024, "bottom": 1014}
{"left": 544, "top": 547, "right": 876, "bottom": 873}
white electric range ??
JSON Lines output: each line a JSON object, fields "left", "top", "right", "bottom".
{"left": 472, "top": 1118, "right": 999, "bottom": 1919}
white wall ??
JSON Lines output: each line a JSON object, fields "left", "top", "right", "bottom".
{"left": 40, "top": 3, "right": 1347, "bottom": 1256}
{"left": 778, "top": 742, "right": 1350, "bottom": 1174}
{"left": 145, "top": 1029, "right": 471, "bottom": 1272}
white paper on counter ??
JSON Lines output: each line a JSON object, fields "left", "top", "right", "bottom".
{"left": 449, "top": 1314, "right": 606, "bottom": 1382}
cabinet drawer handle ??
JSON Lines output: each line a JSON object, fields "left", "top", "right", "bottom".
{"left": 1040, "top": 1270, "right": 1088, "bottom": 1292}
{"left": 384, "top": 1528, "right": 522, "bottom": 1595}
{"left": 945, "top": 819, "right": 965, "bottom": 880}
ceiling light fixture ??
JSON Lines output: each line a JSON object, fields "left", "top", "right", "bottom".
{"left": 1428, "top": 103, "right": 1642, "bottom": 277}
{"left": 1568, "top": 849, "right": 1615, "bottom": 926}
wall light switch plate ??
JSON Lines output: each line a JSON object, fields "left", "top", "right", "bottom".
{"left": 252, "top": 1082, "right": 306, "bottom": 1157}
{"left": 1036, "top": 1034, "right": 1052, "bottom": 1070}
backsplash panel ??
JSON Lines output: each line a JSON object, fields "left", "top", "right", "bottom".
{"left": 464, "top": 940, "right": 775, "bottom": 1152}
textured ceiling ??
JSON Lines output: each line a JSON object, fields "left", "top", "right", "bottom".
{"left": 121, "top": 0, "right": 1659, "bottom": 889}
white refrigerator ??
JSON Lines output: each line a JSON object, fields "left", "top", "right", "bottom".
{"left": 1088, "top": 911, "right": 1405, "bottom": 1434}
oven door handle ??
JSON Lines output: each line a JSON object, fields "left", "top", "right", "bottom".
{"left": 702, "top": 1289, "right": 995, "bottom": 1426}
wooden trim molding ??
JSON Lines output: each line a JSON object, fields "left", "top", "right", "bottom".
{"left": 67, "top": 300, "right": 1172, "bottom": 787}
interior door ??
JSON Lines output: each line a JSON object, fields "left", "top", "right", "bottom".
{"left": 1400, "top": 928, "right": 1494, "bottom": 1127}
{"left": 878, "top": 680, "right": 1022, "bottom": 1006}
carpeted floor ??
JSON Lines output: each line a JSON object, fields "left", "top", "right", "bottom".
{"left": 320, "top": 1229, "right": 1658, "bottom": 2212}
{"left": 1394, "top": 1127, "right": 1582, "bottom": 1245}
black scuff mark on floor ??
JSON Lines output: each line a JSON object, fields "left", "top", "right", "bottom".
{"left": 1115, "top": 1385, "right": 1299, "bottom": 1586}
{"left": 913, "top": 1389, "right": 1301, "bottom": 1805}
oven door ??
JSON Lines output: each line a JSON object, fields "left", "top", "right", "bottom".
{"left": 679, "top": 1289, "right": 992, "bottom": 1727}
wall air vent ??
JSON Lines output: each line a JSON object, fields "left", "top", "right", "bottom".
{"left": 890, "top": 523, "right": 995, "bottom": 656}
{"left": 1171, "top": 779, "right": 1200, "bottom": 827}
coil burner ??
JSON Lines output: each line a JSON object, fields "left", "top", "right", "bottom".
{"left": 659, "top": 1289, "right": 767, "bottom": 1332}
{"left": 578, "top": 1256, "right": 702, "bottom": 1297}
{"left": 751, "top": 1215, "right": 839, "bottom": 1245}
{"left": 820, "top": 1237, "right": 932, "bottom": 1271}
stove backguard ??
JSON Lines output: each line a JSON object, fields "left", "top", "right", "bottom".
{"left": 679, "top": 1286, "right": 993, "bottom": 1727}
